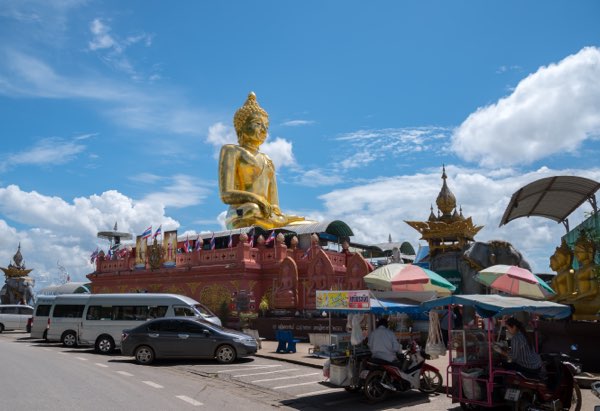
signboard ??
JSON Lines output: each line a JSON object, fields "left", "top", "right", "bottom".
{"left": 316, "top": 290, "right": 370, "bottom": 310}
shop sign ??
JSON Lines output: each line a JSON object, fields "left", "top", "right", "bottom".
{"left": 316, "top": 290, "right": 370, "bottom": 310}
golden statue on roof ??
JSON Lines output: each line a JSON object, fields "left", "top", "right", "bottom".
{"left": 219, "top": 92, "right": 308, "bottom": 229}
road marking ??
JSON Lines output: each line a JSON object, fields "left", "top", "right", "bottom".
{"left": 58, "top": 352, "right": 67, "bottom": 355}
{"left": 274, "top": 381, "right": 322, "bottom": 389}
{"left": 235, "top": 369, "right": 298, "bottom": 377}
{"left": 75, "top": 357, "right": 88, "bottom": 361}
{"left": 253, "top": 372, "right": 320, "bottom": 383}
{"left": 295, "top": 388, "right": 341, "bottom": 397}
{"left": 216, "top": 365, "right": 281, "bottom": 373}
{"left": 95, "top": 363, "right": 109, "bottom": 368}
{"left": 176, "top": 395, "right": 203, "bottom": 406}
{"left": 117, "top": 371, "right": 133, "bottom": 377}
{"left": 142, "top": 381, "right": 164, "bottom": 389}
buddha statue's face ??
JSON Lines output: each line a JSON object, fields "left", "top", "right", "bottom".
{"left": 239, "top": 112, "right": 268, "bottom": 147}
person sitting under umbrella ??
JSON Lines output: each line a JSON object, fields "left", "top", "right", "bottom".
{"left": 368, "top": 317, "right": 402, "bottom": 364}
{"left": 495, "top": 317, "right": 543, "bottom": 378}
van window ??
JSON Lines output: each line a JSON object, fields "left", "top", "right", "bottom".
{"left": 1, "top": 307, "right": 18, "bottom": 314}
{"left": 86, "top": 305, "right": 168, "bottom": 321}
{"left": 35, "top": 305, "right": 52, "bottom": 317}
{"left": 193, "top": 304, "right": 216, "bottom": 317}
{"left": 53, "top": 305, "right": 85, "bottom": 318}
{"left": 18, "top": 307, "right": 33, "bottom": 315}
{"left": 173, "top": 306, "right": 196, "bottom": 317}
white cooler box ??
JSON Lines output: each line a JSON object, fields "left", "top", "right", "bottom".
{"left": 329, "top": 364, "right": 351, "bottom": 386}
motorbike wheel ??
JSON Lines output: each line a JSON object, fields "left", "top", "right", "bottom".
{"left": 363, "top": 370, "right": 390, "bottom": 403}
{"left": 419, "top": 369, "right": 443, "bottom": 393}
{"left": 568, "top": 383, "right": 582, "bottom": 411}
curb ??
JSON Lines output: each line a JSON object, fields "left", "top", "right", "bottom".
{"left": 254, "top": 353, "right": 324, "bottom": 370}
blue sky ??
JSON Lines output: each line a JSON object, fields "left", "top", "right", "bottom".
{"left": 1, "top": 1, "right": 599, "bottom": 289}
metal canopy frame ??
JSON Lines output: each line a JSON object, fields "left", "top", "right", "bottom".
{"left": 499, "top": 176, "right": 600, "bottom": 232}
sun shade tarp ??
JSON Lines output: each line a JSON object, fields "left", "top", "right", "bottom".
{"left": 420, "top": 294, "right": 571, "bottom": 319}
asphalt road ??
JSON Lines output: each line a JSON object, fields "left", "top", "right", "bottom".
{"left": 1, "top": 331, "right": 596, "bottom": 410}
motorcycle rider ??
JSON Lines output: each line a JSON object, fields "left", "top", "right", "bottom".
{"left": 368, "top": 317, "right": 402, "bottom": 363}
{"left": 498, "top": 317, "right": 543, "bottom": 378}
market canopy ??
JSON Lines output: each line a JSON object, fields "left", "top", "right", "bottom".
{"left": 499, "top": 176, "right": 599, "bottom": 230}
{"left": 420, "top": 294, "right": 571, "bottom": 319}
{"left": 320, "top": 298, "right": 421, "bottom": 315}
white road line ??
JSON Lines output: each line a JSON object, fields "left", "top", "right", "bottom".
{"left": 295, "top": 388, "right": 341, "bottom": 397}
{"left": 216, "top": 365, "right": 281, "bottom": 373}
{"left": 142, "top": 381, "right": 164, "bottom": 389}
{"left": 176, "top": 395, "right": 203, "bottom": 406}
{"left": 42, "top": 348, "right": 52, "bottom": 351}
{"left": 252, "top": 372, "right": 320, "bottom": 383}
{"left": 273, "top": 380, "right": 322, "bottom": 389}
{"left": 235, "top": 369, "right": 298, "bottom": 377}
{"left": 95, "top": 363, "right": 109, "bottom": 368}
{"left": 117, "top": 371, "right": 134, "bottom": 377}
{"left": 75, "top": 357, "right": 88, "bottom": 361}
{"left": 58, "top": 352, "right": 67, "bottom": 355}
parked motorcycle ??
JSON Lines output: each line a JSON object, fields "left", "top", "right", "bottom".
{"left": 504, "top": 352, "right": 582, "bottom": 411}
{"left": 360, "top": 340, "right": 442, "bottom": 403}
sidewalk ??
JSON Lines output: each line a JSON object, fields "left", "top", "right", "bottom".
{"left": 255, "top": 340, "right": 450, "bottom": 385}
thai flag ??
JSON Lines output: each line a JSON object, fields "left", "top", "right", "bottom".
{"left": 153, "top": 225, "right": 162, "bottom": 239}
{"left": 107, "top": 247, "right": 114, "bottom": 259}
{"left": 227, "top": 232, "right": 233, "bottom": 248}
{"left": 210, "top": 232, "right": 216, "bottom": 250}
{"left": 265, "top": 230, "right": 276, "bottom": 244}
{"left": 183, "top": 236, "right": 190, "bottom": 253}
{"left": 194, "top": 235, "right": 203, "bottom": 252}
{"left": 141, "top": 226, "right": 152, "bottom": 239}
{"left": 90, "top": 248, "right": 99, "bottom": 264}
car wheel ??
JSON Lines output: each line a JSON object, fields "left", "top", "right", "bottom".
{"left": 61, "top": 331, "right": 77, "bottom": 347}
{"left": 134, "top": 345, "right": 155, "bottom": 365}
{"left": 0, "top": 323, "right": 4, "bottom": 333}
{"left": 95, "top": 335, "right": 115, "bottom": 354}
{"left": 215, "top": 344, "right": 237, "bottom": 364}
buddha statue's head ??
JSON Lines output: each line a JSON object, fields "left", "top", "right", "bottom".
{"left": 550, "top": 239, "right": 572, "bottom": 272}
{"left": 233, "top": 92, "right": 269, "bottom": 146}
{"left": 574, "top": 232, "right": 595, "bottom": 266}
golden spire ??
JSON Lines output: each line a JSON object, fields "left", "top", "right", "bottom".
{"left": 436, "top": 165, "right": 456, "bottom": 217}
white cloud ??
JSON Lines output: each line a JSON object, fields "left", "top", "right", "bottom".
{"left": 262, "top": 137, "right": 296, "bottom": 169}
{"left": 281, "top": 120, "right": 315, "bottom": 127}
{"left": 206, "top": 122, "right": 237, "bottom": 152}
{"left": 318, "top": 166, "right": 600, "bottom": 274}
{"left": 452, "top": 47, "right": 600, "bottom": 168}
{"left": 1, "top": 137, "right": 86, "bottom": 171}
{"left": 142, "top": 174, "right": 212, "bottom": 209}
{"left": 0, "top": 184, "right": 183, "bottom": 287}
{"left": 298, "top": 169, "right": 343, "bottom": 187}
{"left": 89, "top": 19, "right": 117, "bottom": 51}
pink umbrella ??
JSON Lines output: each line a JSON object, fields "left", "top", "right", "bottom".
{"left": 475, "top": 264, "right": 555, "bottom": 300}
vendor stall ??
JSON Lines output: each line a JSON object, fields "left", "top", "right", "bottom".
{"left": 315, "top": 290, "right": 422, "bottom": 390}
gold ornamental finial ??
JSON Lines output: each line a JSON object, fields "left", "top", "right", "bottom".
{"left": 233, "top": 91, "right": 269, "bottom": 138}
{"left": 436, "top": 165, "right": 456, "bottom": 217}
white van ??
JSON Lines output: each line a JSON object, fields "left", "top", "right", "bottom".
{"left": 46, "top": 294, "right": 90, "bottom": 347}
{"left": 0, "top": 304, "right": 34, "bottom": 333}
{"left": 78, "top": 293, "right": 221, "bottom": 354}
{"left": 30, "top": 295, "right": 56, "bottom": 339}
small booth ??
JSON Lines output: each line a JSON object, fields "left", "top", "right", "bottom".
{"left": 315, "top": 290, "right": 422, "bottom": 389}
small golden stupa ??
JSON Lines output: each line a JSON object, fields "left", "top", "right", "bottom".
{"left": 0, "top": 243, "right": 33, "bottom": 278}
{"left": 405, "top": 166, "right": 483, "bottom": 256}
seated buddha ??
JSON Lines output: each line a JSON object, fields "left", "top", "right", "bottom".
{"left": 549, "top": 240, "right": 574, "bottom": 301}
{"left": 571, "top": 232, "right": 598, "bottom": 301}
{"left": 219, "top": 92, "right": 307, "bottom": 229}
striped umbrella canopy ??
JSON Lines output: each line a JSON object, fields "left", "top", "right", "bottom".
{"left": 475, "top": 264, "right": 555, "bottom": 300}
{"left": 364, "top": 263, "right": 456, "bottom": 296}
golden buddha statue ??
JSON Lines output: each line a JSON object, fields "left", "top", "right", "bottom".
{"left": 219, "top": 92, "right": 307, "bottom": 229}
{"left": 549, "top": 239, "right": 574, "bottom": 301}
{"left": 570, "top": 232, "right": 598, "bottom": 301}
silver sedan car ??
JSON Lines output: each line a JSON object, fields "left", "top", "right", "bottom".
{"left": 121, "top": 317, "right": 257, "bottom": 365}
